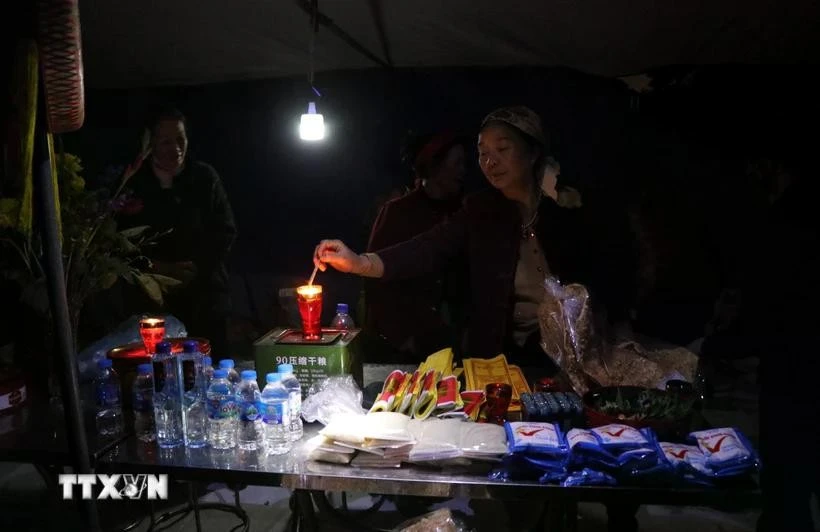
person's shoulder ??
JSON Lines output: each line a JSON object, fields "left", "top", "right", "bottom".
{"left": 188, "top": 160, "right": 220, "bottom": 180}
{"left": 379, "top": 188, "right": 424, "bottom": 215}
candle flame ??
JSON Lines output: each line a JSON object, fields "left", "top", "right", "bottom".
{"left": 297, "top": 285, "right": 322, "bottom": 298}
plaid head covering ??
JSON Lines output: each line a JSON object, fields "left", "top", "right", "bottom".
{"left": 480, "top": 106, "right": 546, "bottom": 147}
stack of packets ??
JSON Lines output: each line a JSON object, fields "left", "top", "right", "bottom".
{"left": 306, "top": 412, "right": 508, "bottom": 468}
{"left": 309, "top": 412, "right": 416, "bottom": 468}
{"left": 490, "top": 422, "right": 759, "bottom": 487}
{"left": 370, "top": 348, "right": 486, "bottom": 420}
{"left": 462, "top": 354, "right": 531, "bottom": 414}
{"left": 520, "top": 391, "right": 584, "bottom": 431}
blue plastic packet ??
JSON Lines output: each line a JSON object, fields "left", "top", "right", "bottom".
{"left": 566, "top": 428, "right": 618, "bottom": 470}
{"left": 523, "top": 454, "right": 570, "bottom": 474}
{"left": 658, "top": 442, "right": 716, "bottom": 485}
{"left": 539, "top": 468, "right": 569, "bottom": 484}
{"left": 688, "top": 428, "right": 759, "bottom": 474}
{"left": 617, "top": 446, "right": 660, "bottom": 472}
{"left": 489, "top": 454, "right": 551, "bottom": 482}
{"left": 505, "top": 422, "right": 568, "bottom": 459}
{"left": 561, "top": 468, "right": 617, "bottom": 487}
{"left": 590, "top": 424, "right": 654, "bottom": 453}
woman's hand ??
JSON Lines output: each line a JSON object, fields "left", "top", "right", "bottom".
{"left": 313, "top": 240, "right": 385, "bottom": 278}
{"left": 313, "top": 240, "right": 364, "bottom": 273}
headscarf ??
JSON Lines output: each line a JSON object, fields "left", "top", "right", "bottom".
{"left": 480, "top": 106, "right": 546, "bottom": 147}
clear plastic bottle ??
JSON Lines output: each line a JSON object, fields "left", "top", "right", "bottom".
{"left": 206, "top": 369, "right": 238, "bottom": 450}
{"left": 132, "top": 363, "right": 155, "bottom": 442}
{"left": 201, "top": 356, "right": 215, "bottom": 389}
{"left": 153, "top": 341, "right": 183, "bottom": 448}
{"left": 260, "top": 373, "right": 291, "bottom": 455}
{"left": 237, "top": 370, "right": 263, "bottom": 451}
{"left": 329, "top": 303, "right": 355, "bottom": 329}
{"left": 181, "top": 341, "right": 208, "bottom": 448}
{"left": 219, "top": 359, "right": 241, "bottom": 385}
{"left": 94, "top": 359, "right": 124, "bottom": 437}
{"left": 277, "top": 363, "right": 303, "bottom": 441}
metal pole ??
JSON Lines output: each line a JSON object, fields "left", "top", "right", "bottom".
{"left": 33, "top": 99, "right": 100, "bottom": 532}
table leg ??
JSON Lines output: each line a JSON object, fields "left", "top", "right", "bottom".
{"left": 188, "top": 483, "right": 202, "bottom": 532}
{"left": 292, "top": 489, "right": 319, "bottom": 532}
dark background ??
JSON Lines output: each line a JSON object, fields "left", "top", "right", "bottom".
{"left": 59, "top": 65, "right": 819, "bottom": 346}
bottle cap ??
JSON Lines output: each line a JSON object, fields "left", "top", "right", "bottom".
{"left": 278, "top": 363, "right": 294, "bottom": 374}
{"left": 156, "top": 341, "right": 172, "bottom": 354}
{"left": 240, "top": 370, "right": 257, "bottom": 380}
{"left": 182, "top": 340, "right": 199, "bottom": 353}
{"left": 266, "top": 373, "right": 282, "bottom": 383}
{"left": 202, "top": 356, "right": 212, "bottom": 367}
{"left": 336, "top": 303, "right": 349, "bottom": 314}
{"left": 213, "top": 369, "right": 228, "bottom": 379}
{"left": 219, "top": 359, "right": 235, "bottom": 369}
{"left": 137, "top": 363, "right": 152, "bottom": 374}
{"left": 98, "top": 358, "right": 113, "bottom": 369}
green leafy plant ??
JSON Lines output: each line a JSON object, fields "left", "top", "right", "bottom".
{"left": 0, "top": 152, "right": 179, "bottom": 351}
{"left": 595, "top": 388, "right": 693, "bottom": 421}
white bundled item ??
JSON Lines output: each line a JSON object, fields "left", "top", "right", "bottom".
{"left": 320, "top": 412, "right": 414, "bottom": 446}
{"left": 301, "top": 376, "right": 366, "bottom": 425}
{"left": 408, "top": 419, "right": 509, "bottom": 463}
{"left": 459, "top": 422, "right": 507, "bottom": 460}
{"left": 305, "top": 434, "right": 355, "bottom": 465}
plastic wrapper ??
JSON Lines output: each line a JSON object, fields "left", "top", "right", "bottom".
{"left": 77, "top": 314, "right": 187, "bottom": 380}
{"left": 589, "top": 424, "right": 654, "bottom": 453}
{"left": 537, "top": 277, "right": 698, "bottom": 395}
{"left": 561, "top": 468, "right": 617, "bottom": 487}
{"left": 505, "top": 422, "right": 568, "bottom": 459}
{"left": 394, "top": 508, "right": 471, "bottom": 532}
{"left": 688, "top": 427, "right": 759, "bottom": 476}
{"left": 301, "top": 375, "right": 366, "bottom": 425}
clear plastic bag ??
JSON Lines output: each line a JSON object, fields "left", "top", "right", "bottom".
{"left": 394, "top": 508, "right": 472, "bottom": 532}
{"left": 301, "top": 375, "right": 367, "bottom": 425}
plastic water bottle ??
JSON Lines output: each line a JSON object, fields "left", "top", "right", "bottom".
{"left": 237, "top": 370, "right": 263, "bottom": 451}
{"left": 260, "top": 373, "right": 291, "bottom": 455}
{"left": 219, "top": 359, "right": 241, "bottom": 385}
{"left": 153, "top": 341, "right": 183, "bottom": 448}
{"left": 94, "top": 359, "right": 124, "bottom": 437}
{"left": 330, "top": 303, "right": 355, "bottom": 329}
{"left": 201, "top": 356, "right": 215, "bottom": 388}
{"left": 278, "top": 364, "right": 303, "bottom": 441}
{"left": 181, "top": 341, "right": 207, "bottom": 448}
{"left": 132, "top": 363, "right": 155, "bottom": 442}
{"left": 206, "top": 369, "right": 238, "bottom": 450}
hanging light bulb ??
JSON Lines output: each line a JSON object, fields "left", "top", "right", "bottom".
{"left": 299, "top": 101, "right": 325, "bottom": 141}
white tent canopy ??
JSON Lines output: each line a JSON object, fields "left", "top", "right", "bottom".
{"left": 80, "top": 0, "right": 820, "bottom": 88}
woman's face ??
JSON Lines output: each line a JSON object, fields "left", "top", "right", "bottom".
{"left": 429, "top": 144, "right": 466, "bottom": 199}
{"left": 477, "top": 124, "right": 535, "bottom": 194}
{"left": 151, "top": 119, "right": 188, "bottom": 173}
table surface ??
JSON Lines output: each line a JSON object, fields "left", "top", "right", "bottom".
{"left": 96, "top": 423, "right": 761, "bottom": 506}
{"left": 0, "top": 400, "right": 127, "bottom": 465}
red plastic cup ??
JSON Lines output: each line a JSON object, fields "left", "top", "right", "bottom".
{"left": 139, "top": 316, "right": 166, "bottom": 355}
{"left": 296, "top": 285, "right": 323, "bottom": 340}
{"left": 484, "top": 383, "right": 513, "bottom": 425}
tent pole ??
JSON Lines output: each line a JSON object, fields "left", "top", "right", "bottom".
{"left": 33, "top": 98, "right": 101, "bottom": 532}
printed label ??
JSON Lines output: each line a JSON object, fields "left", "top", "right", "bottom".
{"left": 567, "top": 428, "right": 599, "bottom": 449}
{"left": 240, "top": 400, "right": 261, "bottom": 422}
{"left": 691, "top": 428, "right": 750, "bottom": 464}
{"left": 289, "top": 394, "right": 301, "bottom": 417}
{"left": 510, "top": 422, "right": 560, "bottom": 447}
{"left": 661, "top": 442, "right": 711, "bottom": 475}
{"left": 262, "top": 402, "right": 289, "bottom": 426}
{"left": 96, "top": 383, "right": 120, "bottom": 407}
{"left": 591, "top": 424, "right": 647, "bottom": 446}
{"left": 207, "top": 398, "right": 238, "bottom": 420}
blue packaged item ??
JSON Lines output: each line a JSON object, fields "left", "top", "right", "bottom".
{"left": 561, "top": 468, "right": 617, "bottom": 487}
{"left": 617, "top": 446, "right": 660, "bottom": 472}
{"left": 539, "top": 468, "right": 569, "bottom": 484}
{"left": 505, "top": 422, "right": 568, "bottom": 459}
{"left": 590, "top": 424, "right": 654, "bottom": 453}
{"left": 489, "top": 454, "right": 548, "bottom": 482}
{"left": 522, "top": 454, "right": 570, "bottom": 474}
{"left": 688, "top": 428, "right": 759, "bottom": 474}
{"left": 659, "top": 442, "right": 715, "bottom": 485}
{"left": 566, "top": 428, "right": 618, "bottom": 469}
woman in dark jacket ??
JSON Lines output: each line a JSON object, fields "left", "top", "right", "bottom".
{"left": 314, "top": 107, "right": 632, "bottom": 367}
